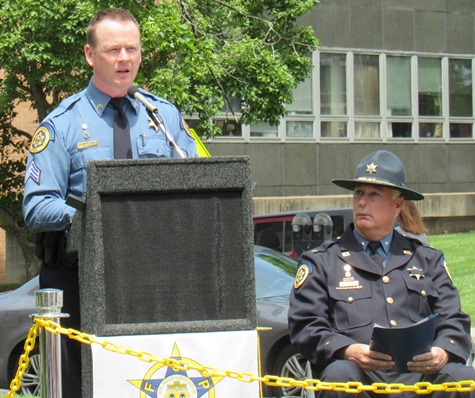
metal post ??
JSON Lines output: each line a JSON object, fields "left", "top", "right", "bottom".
{"left": 32, "top": 289, "right": 69, "bottom": 398}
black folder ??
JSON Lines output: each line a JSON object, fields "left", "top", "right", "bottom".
{"left": 369, "top": 313, "right": 438, "bottom": 373}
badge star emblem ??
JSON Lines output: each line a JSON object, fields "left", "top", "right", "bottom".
{"left": 409, "top": 273, "right": 425, "bottom": 280}
{"left": 366, "top": 162, "right": 378, "bottom": 174}
{"left": 149, "top": 117, "right": 159, "bottom": 132}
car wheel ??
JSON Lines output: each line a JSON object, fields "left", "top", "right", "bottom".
{"left": 270, "top": 344, "right": 311, "bottom": 397}
{"left": 9, "top": 346, "right": 41, "bottom": 396}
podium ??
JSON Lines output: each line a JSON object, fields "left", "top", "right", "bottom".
{"left": 68, "top": 156, "right": 257, "bottom": 397}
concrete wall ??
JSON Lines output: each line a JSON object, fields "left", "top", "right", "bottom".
{"left": 302, "top": 0, "right": 475, "bottom": 54}
{"left": 206, "top": 143, "right": 475, "bottom": 198}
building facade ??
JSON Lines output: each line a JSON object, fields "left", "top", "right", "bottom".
{"left": 202, "top": 0, "right": 475, "bottom": 197}
{"left": 3, "top": 0, "right": 475, "bottom": 282}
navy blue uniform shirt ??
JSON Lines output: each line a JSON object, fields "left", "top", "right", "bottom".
{"left": 288, "top": 224, "right": 472, "bottom": 370}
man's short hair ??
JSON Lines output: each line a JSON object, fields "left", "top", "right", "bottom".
{"left": 87, "top": 8, "right": 140, "bottom": 48}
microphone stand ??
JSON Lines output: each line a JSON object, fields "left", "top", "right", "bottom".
{"left": 147, "top": 109, "right": 186, "bottom": 159}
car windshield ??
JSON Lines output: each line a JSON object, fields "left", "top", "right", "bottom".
{"left": 254, "top": 246, "right": 298, "bottom": 299}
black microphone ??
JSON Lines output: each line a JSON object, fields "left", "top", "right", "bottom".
{"left": 127, "top": 86, "right": 160, "bottom": 116}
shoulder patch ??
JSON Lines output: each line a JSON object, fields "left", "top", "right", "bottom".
{"left": 30, "top": 123, "right": 54, "bottom": 154}
{"left": 294, "top": 262, "right": 313, "bottom": 289}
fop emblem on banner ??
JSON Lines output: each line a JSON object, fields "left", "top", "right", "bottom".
{"left": 91, "top": 330, "right": 259, "bottom": 397}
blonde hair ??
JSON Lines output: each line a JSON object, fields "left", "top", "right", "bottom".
{"left": 397, "top": 200, "right": 426, "bottom": 235}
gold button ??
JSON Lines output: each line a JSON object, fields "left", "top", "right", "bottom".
{"left": 386, "top": 297, "right": 394, "bottom": 304}
{"left": 421, "top": 290, "right": 427, "bottom": 297}
{"left": 450, "top": 340, "right": 455, "bottom": 345}
{"left": 390, "top": 320, "right": 398, "bottom": 327}
{"left": 382, "top": 276, "right": 390, "bottom": 283}
{"left": 348, "top": 297, "right": 354, "bottom": 303}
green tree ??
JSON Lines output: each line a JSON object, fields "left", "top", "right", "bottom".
{"left": 0, "top": 0, "right": 318, "bottom": 278}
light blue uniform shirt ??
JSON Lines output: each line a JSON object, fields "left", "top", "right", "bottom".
{"left": 23, "top": 80, "right": 197, "bottom": 232}
{"left": 353, "top": 229, "right": 392, "bottom": 266}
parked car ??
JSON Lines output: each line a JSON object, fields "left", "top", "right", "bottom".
{"left": 0, "top": 276, "right": 40, "bottom": 395}
{"left": 0, "top": 245, "right": 308, "bottom": 397}
{"left": 254, "top": 208, "right": 353, "bottom": 258}
{"left": 254, "top": 245, "right": 309, "bottom": 397}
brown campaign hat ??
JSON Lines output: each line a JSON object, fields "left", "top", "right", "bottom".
{"left": 332, "top": 150, "right": 424, "bottom": 201}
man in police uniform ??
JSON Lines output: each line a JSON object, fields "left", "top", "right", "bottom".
{"left": 288, "top": 150, "right": 475, "bottom": 397}
{"left": 22, "top": 8, "right": 197, "bottom": 397}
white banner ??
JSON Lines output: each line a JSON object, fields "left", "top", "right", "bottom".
{"left": 91, "top": 329, "right": 260, "bottom": 398}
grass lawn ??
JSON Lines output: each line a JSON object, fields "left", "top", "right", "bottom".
{"left": 429, "top": 231, "right": 475, "bottom": 321}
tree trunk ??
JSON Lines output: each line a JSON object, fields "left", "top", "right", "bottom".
{"left": 0, "top": 208, "right": 40, "bottom": 281}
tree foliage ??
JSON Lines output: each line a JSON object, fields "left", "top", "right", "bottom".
{"left": 0, "top": 0, "right": 318, "bottom": 276}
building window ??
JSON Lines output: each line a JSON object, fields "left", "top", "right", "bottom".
{"left": 354, "top": 54, "right": 380, "bottom": 116}
{"left": 320, "top": 53, "right": 347, "bottom": 116}
{"left": 321, "top": 120, "right": 347, "bottom": 138}
{"left": 355, "top": 122, "right": 380, "bottom": 139}
{"left": 207, "top": 50, "right": 474, "bottom": 142}
{"left": 387, "top": 56, "right": 412, "bottom": 117}
{"left": 250, "top": 122, "right": 278, "bottom": 138}
{"left": 419, "top": 123, "right": 443, "bottom": 138}
{"left": 449, "top": 59, "right": 472, "bottom": 117}
{"left": 215, "top": 119, "right": 242, "bottom": 137}
{"left": 286, "top": 121, "right": 314, "bottom": 138}
{"left": 450, "top": 123, "right": 472, "bottom": 138}
{"left": 388, "top": 122, "right": 412, "bottom": 138}
{"left": 287, "top": 75, "right": 313, "bottom": 115}
{"left": 418, "top": 57, "right": 442, "bottom": 117}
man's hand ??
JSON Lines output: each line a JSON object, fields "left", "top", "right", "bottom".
{"left": 343, "top": 344, "right": 395, "bottom": 371}
{"left": 407, "top": 346, "right": 448, "bottom": 374}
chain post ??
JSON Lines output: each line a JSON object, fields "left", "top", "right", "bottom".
{"left": 32, "top": 289, "right": 70, "bottom": 398}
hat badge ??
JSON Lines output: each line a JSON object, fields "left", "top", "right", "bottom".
{"left": 366, "top": 162, "right": 378, "bottom": 175}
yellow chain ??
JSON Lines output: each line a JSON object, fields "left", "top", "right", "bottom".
{"left": 7, "top": 320, "right": 39, "bottom": 398}
{"left": 8, "top": 317, "right": 475, "bottom": 395}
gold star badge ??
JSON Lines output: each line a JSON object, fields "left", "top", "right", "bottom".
{"left": 366, "top": 162, "right": 378, "bottom": 174}
{"left": 149, "top": 117, "right": 159, "bottom": 132}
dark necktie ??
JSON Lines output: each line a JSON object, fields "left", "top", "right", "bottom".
{"left": 368, "top": 240, "right": 384, "bottom": 269}
{"left": 110, "top": 97, "right": 132, "bottom": 159}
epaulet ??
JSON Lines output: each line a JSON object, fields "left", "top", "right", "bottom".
{"left": 395, "top": 228, "right": 429, "bottom": 247}
{"left": 421, "top": 244, "right": 438, "bottom": 252}
{"left": 308, "top": 237, "right": 341, "bottom": 255}
{"left": 137, "top": 87, "right": 173, "bottom": 107}
{"left": 50, "top": 92, "right": 83, "bottom": 118}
